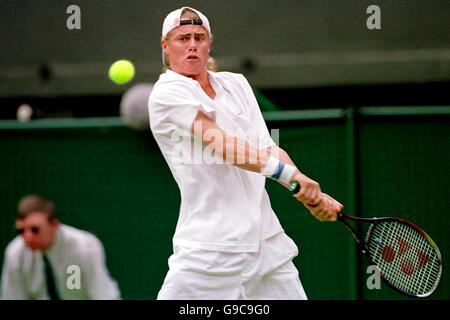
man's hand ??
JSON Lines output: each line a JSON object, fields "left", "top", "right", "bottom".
{"left": 290, "top": 171, "right": 343, "bottom": 221}
{"left": 291, "top": 171, "right": 322, "bottom": 206}
{"left": 304, "top": 193, "right": 343, "bottom": 222}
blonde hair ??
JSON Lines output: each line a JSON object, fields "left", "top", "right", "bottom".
{"left": 162, "top": 8, "right": 217, "bottom": 72}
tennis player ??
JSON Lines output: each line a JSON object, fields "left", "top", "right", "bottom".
{"left": 149, "top": 6, "right": 343, "bottom": 300}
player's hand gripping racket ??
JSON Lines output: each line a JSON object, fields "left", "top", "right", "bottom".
{"left": 289, "top": 181, "right": 443, "bottom": 298}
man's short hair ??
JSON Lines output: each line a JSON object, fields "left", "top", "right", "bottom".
{"left": 17, "top": 195, "right": 58, "bottom": 221}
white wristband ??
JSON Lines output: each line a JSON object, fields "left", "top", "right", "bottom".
{"left": 261, "top": 156, "right": 280, "bottom": 177}
{"left": 278, "top": 164, "right": 296, "bottom": 184}
{"left": 261, "top": 156, "right": 296, "bottom": 184}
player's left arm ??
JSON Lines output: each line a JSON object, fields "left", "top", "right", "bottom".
{"left": 266, "top": 145, "right": 296, "bottom": 188}
{"left": 195, "top": 111, "right": 342, "bottom": 220}
{"left": 195, "top": 111, "right": 322, "bottom": 206}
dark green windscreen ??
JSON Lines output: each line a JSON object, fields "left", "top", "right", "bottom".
{"left": 0, "top": 111, "right": 448, "bottom": 299}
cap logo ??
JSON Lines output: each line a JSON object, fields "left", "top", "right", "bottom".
{"left": 179, "top": 19, "right": 203, "bottom": 27}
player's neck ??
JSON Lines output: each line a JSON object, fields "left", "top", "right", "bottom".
{"left": 201, "top": 81, "right": 215, "bottom": 99}
{"left": 193, "top": 72, "right": 216, "bottom": 99}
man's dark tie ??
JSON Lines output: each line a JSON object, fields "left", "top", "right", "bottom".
{"left": 43, "top": 254, "right": 60, "bottom": 300}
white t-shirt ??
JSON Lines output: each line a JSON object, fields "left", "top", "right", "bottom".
{"left": 0, "top": 224, "right": 120, "bottom": 300}
{"left": 149, "top": 70, "right": 283, "bottom": 253}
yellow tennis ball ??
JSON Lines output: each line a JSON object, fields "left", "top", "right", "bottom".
{"left": 108, "top": 60, "right": 135, "bottom": 85}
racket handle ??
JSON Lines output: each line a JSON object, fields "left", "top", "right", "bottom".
{"left": 290, "top": 180, "right": 344, "bottom": 220}
{"left": 289, "top": 181, "right": 318, "bottom": 208}
{"left": 289, "top": 181, "right": 300, "bottom": 194}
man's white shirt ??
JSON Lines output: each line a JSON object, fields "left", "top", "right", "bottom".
{"left": 149, "top": 70, "right": 284, "bottom": 253}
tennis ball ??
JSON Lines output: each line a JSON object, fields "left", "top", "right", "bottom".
{"left": 108, "top": 60, "right": 135, "bottom": 85}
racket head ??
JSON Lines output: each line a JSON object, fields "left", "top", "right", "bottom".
{"left": 364, "top": 217, "right": 442, "bottom": 298}
{"left": 289, "top": 181, "right": 443, "bottom": 297}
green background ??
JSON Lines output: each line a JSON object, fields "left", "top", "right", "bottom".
{"left": 0, "top": 108, "right": 448, "bottom": 300}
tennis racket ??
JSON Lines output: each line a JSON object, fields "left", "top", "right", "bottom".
{"left": 289, "top": 181, "right": 443, "bottom": 298}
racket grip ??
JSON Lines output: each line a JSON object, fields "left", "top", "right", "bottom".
{"left": 289, "top": 181, "right": 300, "bottom": 194}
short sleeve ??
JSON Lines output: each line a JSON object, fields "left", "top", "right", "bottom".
{"left": 148, "top": 81, "right": 216, "bottom": 138}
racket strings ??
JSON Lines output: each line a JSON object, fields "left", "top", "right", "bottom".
{"left": 410, "top": 225, "right": 439, "bottom": 294}
{"left": 400, "top": 223, "right": 436, "bottom": 294}
{"left": 367, "top": 221, "right": 441, "bottom": 296}
{"left": 389, "top": 222, "right": 440, "bottom": 295}
{"left": 371, "top": 222, "right": 433, "bottom": 295}
{"left": 374, "top": 222, "right": 440, "bottom": 295}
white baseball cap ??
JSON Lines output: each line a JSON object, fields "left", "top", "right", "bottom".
{"left": 162, "top": 6, "right": 211, "bottom": 38}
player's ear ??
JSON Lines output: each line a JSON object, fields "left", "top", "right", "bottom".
{"left": 161, "top": 38, "right": 169, "bottom": 54}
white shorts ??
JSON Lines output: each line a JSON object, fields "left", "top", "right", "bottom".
{"left": 157, "top": 232, "right": 307, "bottom": 300}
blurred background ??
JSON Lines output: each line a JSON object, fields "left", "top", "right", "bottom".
{"left": 0, "top": 0, "right": 449, "bottom": 299}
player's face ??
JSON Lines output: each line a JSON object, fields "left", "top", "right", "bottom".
{"left": 15, "top": 212, "right": 59, "bottom": 251}
{"left": 162, "top": 25, "right": 210, "bottom": 79}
